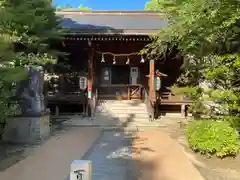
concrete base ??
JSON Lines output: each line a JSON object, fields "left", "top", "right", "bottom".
{"left": 2, "top": 113, "right": 50, "bottom": 144}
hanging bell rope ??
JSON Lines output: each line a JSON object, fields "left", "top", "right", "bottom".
{"left": 95, "top": 50, "right": 146, "bottom": 65}
{"left": 95, "top": 51, "right": 139, "bottom": 56}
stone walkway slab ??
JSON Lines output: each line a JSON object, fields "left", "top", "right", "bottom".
{"left": 0, "top": 127, "right": 101, "bottom": 180}
{"left": 62, "top": 115, "right": 163, "bottom": 129}
{"left": 82, "top": 130, "right": 133, "bottom": 180}
{"left": 132, "top": 129, "right": 205, "bottom": 180}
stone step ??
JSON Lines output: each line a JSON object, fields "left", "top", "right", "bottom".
{"left": 98, "top": 100, "right": 143, "bottom": 103}
{"left": 97, "top": 106, "right": 147, "bottom": 111}
{"left": 96, "top": 108, "right": 148, "bottom": 113}
{"left": 99, "top": 103, "right": 146, "bottom": 108}
{"left": 62, "top": 119, "right": 154, "bottom": 128}
{"left": 95, "top": 116, "right": 150, "bottom": 122}
{"left": 96, "top": 105, "right": 147, "bottom": 110}
{"left": 95, "top": 112, "right": 149, "bottom": 118}
{"left": 96, "top": 108, "right": 148, "bottom": 114}
{"left": 98, "top": 102, "right": 145, "bottom": 107}
{"left": 98, "top": 103, "right": 146, "bottom": 108}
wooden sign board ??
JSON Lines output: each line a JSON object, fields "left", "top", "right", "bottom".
{"left": 70, "top": 160, "right": 92, "bottom": 180}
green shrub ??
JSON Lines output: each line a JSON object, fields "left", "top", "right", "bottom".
{"left": 187, "top": 120, "right": 240, "bottom": 158}
{"left": 221, "top": 116, "right": 240, "bottom": 132}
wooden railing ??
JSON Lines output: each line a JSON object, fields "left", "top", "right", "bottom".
{"left": 98, "top": 84, "right": 143, "bottom": 100}
{"left": 159, "top": 91, "right": 192, "bottom": 105}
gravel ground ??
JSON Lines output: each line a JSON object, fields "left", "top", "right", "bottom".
{"left": 0, "top": 119, "right": 66, "bottom": 171}
{"left": 195, "top": 165, "right": 240, "bottom": 180}
{"left": 158, "top": 119, "right": 240, "bottom": 180}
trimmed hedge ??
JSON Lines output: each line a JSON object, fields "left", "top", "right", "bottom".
{"left": 187, "top": 120, "right": 240, "bottom": 158}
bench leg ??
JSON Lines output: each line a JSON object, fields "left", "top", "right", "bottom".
{"left": 82, "top": 103, "right": 85, "bottom": 116}
{"left": 181, "top": 104, "right": 186, "bottom": 117}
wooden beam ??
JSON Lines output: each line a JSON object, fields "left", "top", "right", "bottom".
{"left": 62, "top": 29, "right": 158, "bottom": 36}
{"left": 64, "top": 35, "right": 152, "bottom": 42}
{"left": 87, "top": 47, "right": 94, "bottom": 116}
{"left": 149, "top": 59, "right": 155, "bottom": 101}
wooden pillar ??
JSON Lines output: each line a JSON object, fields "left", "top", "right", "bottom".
{"left": 87, "top": 47, "right": 94, "bottom": 117}
{"left": 149, "top": 59, "right": 155, "bottom": 100}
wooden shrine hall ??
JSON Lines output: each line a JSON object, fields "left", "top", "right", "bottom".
{"left": 44, "top": 10, "right": 191, "bottom": 118}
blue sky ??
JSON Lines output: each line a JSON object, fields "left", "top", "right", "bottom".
{"left": 53, "top": 0, "right": 148, "bottom": 10}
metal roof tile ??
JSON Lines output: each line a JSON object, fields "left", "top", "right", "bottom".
{"left": 57, "top": 11, "right": 167, "bottom": 31}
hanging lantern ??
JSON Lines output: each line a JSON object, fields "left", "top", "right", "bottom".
{"left": 113, "top": 56, "right": 116, "bottom": 64}
{"left": 126, "top": 57, "right": 130, "bottom": 64}
{"left": 155, "top": 76, "right": 161, "bottom": 91}
{"left": 140, "top": 55, "right": 145, "bottom": 63}
{"left": 101, "top": 54, "right": 105, "bottom": 63}
{"left": 79, "top": 76, "right": 87, "bottom": 90}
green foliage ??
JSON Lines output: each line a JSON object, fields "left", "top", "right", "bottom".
{"left": 145, "top": 0, "right": 240, "bottom": 55}
{"left": 78, "top": 4, "right": 92, "bottom": 10}
{"left": 145, "top": 0, "right": 240, "bottom": 156}
{"left": 187, "top": 120, "right": 240, "bottom": 158}
{"left": 0, "top": 0, "right": 62, "bottom": 124}
{"left": 56, "top": 4, "right": 92, "bottom": 10}
{"left": 0, "top": 0, "right": 63, "bottom": 56}
{"left": 145, "top": 0, "right": 161, "bottom": 11}
{"left": 218, "top": 116, "right": 240, "bottom": 132}
{"left": 144, "top": 0, "right": 240, "bottom": 117}
{"left": 172, "top": 85, "right": 208, "bottom": 115}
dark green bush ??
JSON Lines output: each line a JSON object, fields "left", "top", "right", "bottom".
{"left": 187, "top": 120, "right": 240, "bottom": 158}
{"left": 222, "top": 116, "right": 240, "bottom": 132}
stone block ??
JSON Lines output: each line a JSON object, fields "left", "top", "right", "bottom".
{"left": 70, "top": 160, "right": 92, "bottom": 180}
{"left": 2, "top": 113, "right": 50, "bottom": 144}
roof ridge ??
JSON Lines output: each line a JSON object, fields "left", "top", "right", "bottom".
{"left": 56, "top": 9, "right": 162, "bottom": 16}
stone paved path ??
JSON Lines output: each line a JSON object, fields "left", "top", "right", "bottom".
{"left": 0, "top": 127, "right": 101, "bottom": 180}
{"left": 83, "top": 130, "right": 134, "bottom": 180}
{"left": 0, "top": 114, "right": 205, "bottom": 180}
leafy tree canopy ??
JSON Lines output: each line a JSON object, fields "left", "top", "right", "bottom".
{"left": 56, "top": 4, "right": 92, "bottom": 10}
{"left": 144, "top": 0, "right": 240, "bottom": 117}
{"left": 145, "top": 0, "right": 240, "bottom": 157}
{"left": 145, "top": 0, "right": 240, "bottom": 56}
{"left": 0, "top": 0, "right": 63, "bottom": 125}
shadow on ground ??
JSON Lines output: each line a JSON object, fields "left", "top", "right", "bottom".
{"left": 64, "top": 130, "right": 157, "bottom": 180}
{"left": 0, "top": 100, "right": 159, "bottom": 180}
{"left": 0, "top": 119, "right": 71, "bottom": 172}
{"left": 62, "top": 100, "right": 159, "bottom": 180}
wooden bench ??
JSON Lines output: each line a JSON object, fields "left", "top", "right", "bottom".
{"left": 155, "top": 91, "right": 193, "bottom": 117}
{"left": 160, "top": 99, "right": 192, "bottom": 117}
{"left": 46, "top": 93, "right": 87, "bottom": 116}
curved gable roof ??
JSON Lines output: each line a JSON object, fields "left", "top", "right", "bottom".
{"left": 56, "top": 10, "right": 168, "bottom": 35}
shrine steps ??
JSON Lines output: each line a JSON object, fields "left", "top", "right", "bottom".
{"left": 94, "top": 100, "right": 160, "bottom": 128}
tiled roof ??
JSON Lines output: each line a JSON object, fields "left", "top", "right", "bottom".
{"left": 56, "top": 10, "right": 168, "bottom": 34}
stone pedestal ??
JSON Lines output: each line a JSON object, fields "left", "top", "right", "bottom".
{"left": 2, "top": 112, "right": 50, "bottom": 144}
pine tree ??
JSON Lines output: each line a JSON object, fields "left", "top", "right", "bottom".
{"left": 0, "top": 0, "right": 63, "bottom": 131}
